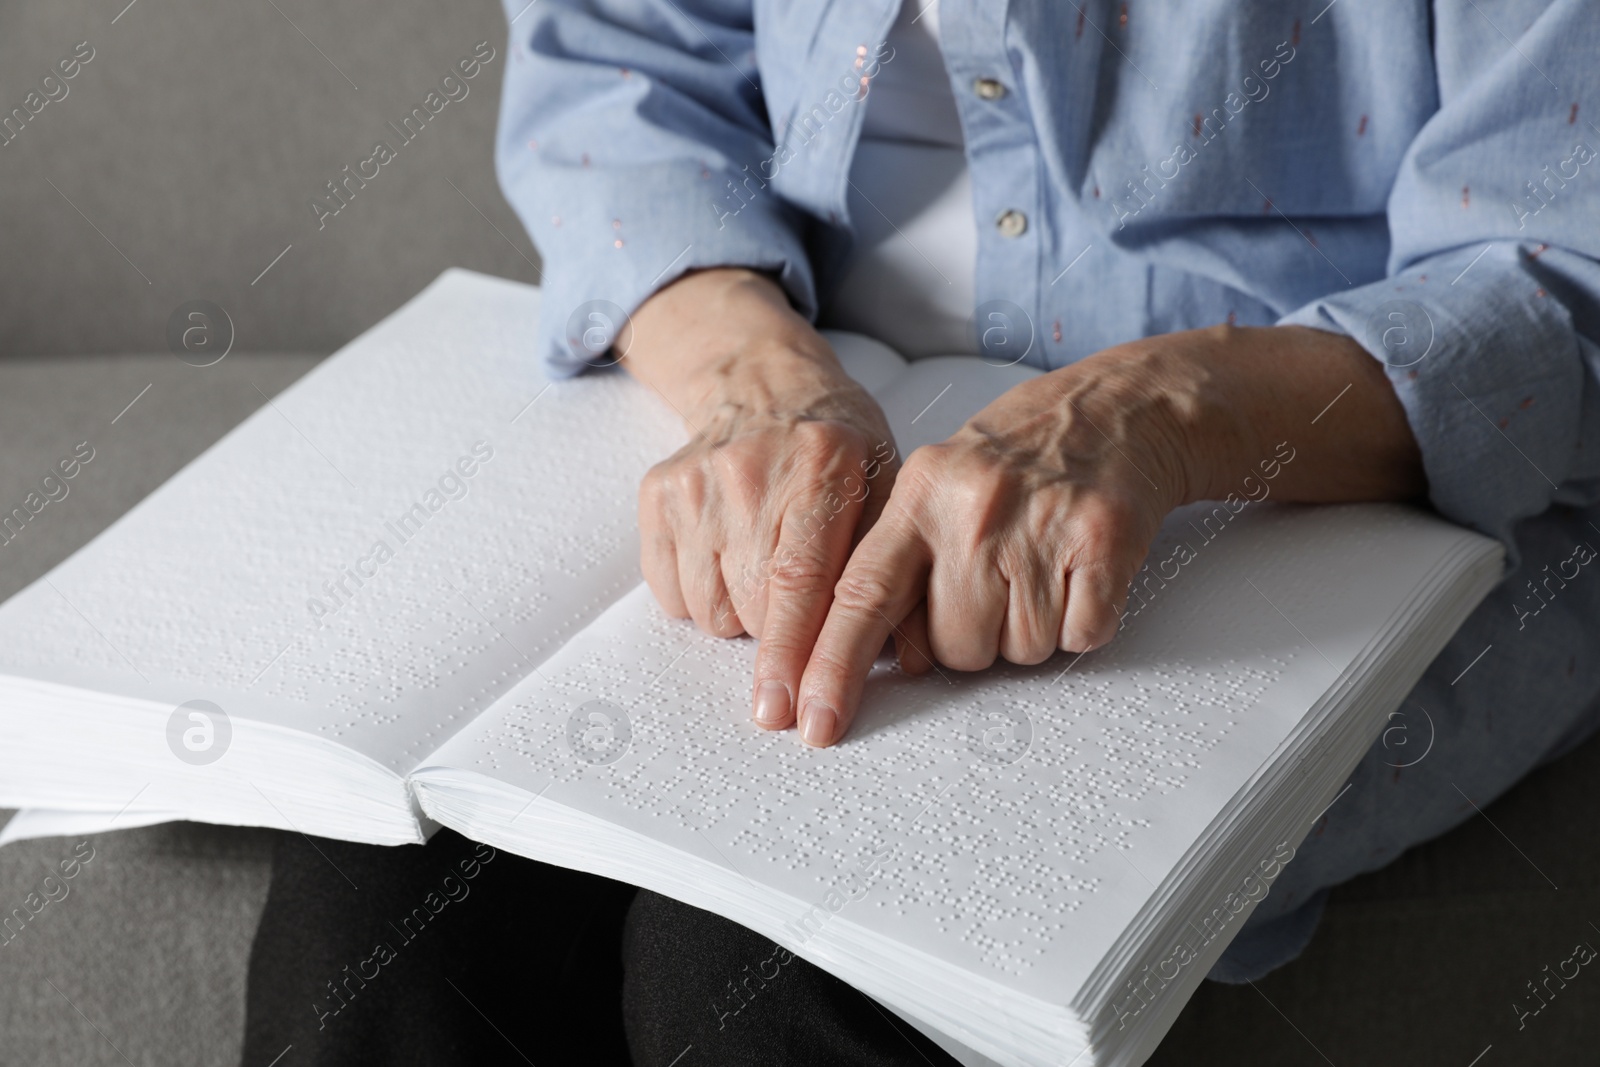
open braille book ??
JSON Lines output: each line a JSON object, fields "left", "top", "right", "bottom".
{"left": 0, "top": 270, "right": 1502, "bottom": 1067}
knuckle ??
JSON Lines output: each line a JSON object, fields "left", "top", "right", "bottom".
{"left": 897, "top": 444, "right": 944, "bottom": 484}
{"left": 1060, "top": 628, "right": 1096, "bottom": 653}
{"left": 1005, "top": 630, "right": 1056, "bottom": 666}
{"left": 953, "top": 481, "right": 1005, "bottom": 526}
{"left": 767, "top": 552, "right": 836, "bottom": 594}
{"left": 718, "top": 441, "right": 769, "bottom": 496}
{"left": 787, "top": 428, "right": 848, "bottom": 479}
{"left": 1060, "top": 535, "right": 1126, "bottom": 584}
{"left": 899, "top": 445, "right": 1003, "bottom": 517}
{"left": 1062, "top": 605, "right": 1116, "bottom": 651}
{"left": 638, "top": 464, "right": 673, "bottom": 510}
{"left": 832, "top": 568, "right": 897, "bottom": 612}
{"left": 791, "top": 418, "right": 854, "bottom": 456}
{"left": 888, "top": 458, "right": 942, "bottom": 513}
{"left": 1062, "top": 496, "right": 1142, "bottom": 557}
{"left": 721, "top": 562, "right": 760, "bottom": 606}
{"left": 705, "top": 600, "right": 745, "bottom": 637}
{"left": 669, "top": 462, "right": 707, "bottom": 501}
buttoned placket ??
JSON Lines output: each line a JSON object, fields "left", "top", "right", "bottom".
{"left": 936, "top": 0, "right": 1045, "bottom": 369}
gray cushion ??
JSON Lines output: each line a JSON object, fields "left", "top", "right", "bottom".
{"left": 0, "top": 818, "right": 275, "bottom": 1067}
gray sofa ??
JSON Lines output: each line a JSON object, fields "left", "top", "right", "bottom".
{"left": 2, "top": 2, "right": 1597, "bottom": 1064}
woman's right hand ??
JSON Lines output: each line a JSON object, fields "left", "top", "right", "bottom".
{"left": 619, "top": 268, "right": 909, "bottom": 735}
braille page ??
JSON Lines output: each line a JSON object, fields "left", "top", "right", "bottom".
{"left": 0, "top": 269, "right": 682, "bottom": 780}
{"left": 417, "top": 498, "right": 1479, "bottom": 1010}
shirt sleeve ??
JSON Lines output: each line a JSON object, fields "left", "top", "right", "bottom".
{"left": 494, "top": 0, "right": 817, "bottom": 378}
{"left": 1276, "top": 0, "right": 1600, "bottom": 566}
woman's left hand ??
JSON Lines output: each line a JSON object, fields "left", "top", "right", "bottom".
{"left": 788, "top": 324, "right": 1425, "bottom": 747}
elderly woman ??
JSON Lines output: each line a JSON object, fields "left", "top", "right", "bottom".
{"left": 241, "top": 2, "right": 1600, "bottom": 1064}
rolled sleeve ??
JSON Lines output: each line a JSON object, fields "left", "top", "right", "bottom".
{"left": 1279, "top": 0, "right": 1600, "bottom": 565}
{"left": 1280, "top": 245, "right": 1599, "bottom": 560}
{"left": 495, "top": 0, "right": 817, "bottom": 378}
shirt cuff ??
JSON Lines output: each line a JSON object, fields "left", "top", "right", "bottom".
{"left": 502, "top": 156, "right": 816, "bottom": 379}
{"left": 1277, "top": 243, "right": 1588, "bottom": 565}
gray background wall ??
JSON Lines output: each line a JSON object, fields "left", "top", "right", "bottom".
{"left": 0, "top": 0, "right": 538, "bottom": 359}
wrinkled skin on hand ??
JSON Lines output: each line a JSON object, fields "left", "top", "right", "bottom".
{"left": 624, "top": 271, "right": 1424, "bottom": 748}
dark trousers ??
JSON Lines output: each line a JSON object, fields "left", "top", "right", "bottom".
{"left": 240, "top": 829, "right": 636, "bottom": 1066}
{"left": 240, "top": 829, "right": 956, "bottom": 1067}
{"left": 621, "top": 891, "right": 956, "bottom": 1067}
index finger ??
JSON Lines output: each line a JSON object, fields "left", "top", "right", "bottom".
{"left": 748, "top": 491, "right": 865, "bottom": 731}
{"left": 795, "top": 518, "right": 929, "bottom": 747}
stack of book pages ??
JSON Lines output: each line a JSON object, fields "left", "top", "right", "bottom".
{"left": 0, "top": 271, "right": 1502, "bottom": 1066}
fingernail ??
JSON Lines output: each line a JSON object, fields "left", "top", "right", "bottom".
{"left": 753, "top": 681, "right": 790, "bottom": 726}
{"left": 800, "top": 702, "right": 836, "bottom": 747}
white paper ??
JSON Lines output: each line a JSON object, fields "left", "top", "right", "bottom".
{"left": 0, "top": 271, "right": 682, "bottom": 776}
{"left": 419, "top": 497, "right": 1483, "bottom": 1010}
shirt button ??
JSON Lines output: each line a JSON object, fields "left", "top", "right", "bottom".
{"left": 973, "top": 77, "right": 1006, "bottom": 101}
{"left": 995, "top": 209, "right": 1028, "bottom": 238}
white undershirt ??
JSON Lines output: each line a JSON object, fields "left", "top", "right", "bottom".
{"left": 819, "top": 0, "right": 980, "bottom": 358}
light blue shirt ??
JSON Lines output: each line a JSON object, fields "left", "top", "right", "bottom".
{"left": 496, "top": 0, "right": 1600, "bottom": 784}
